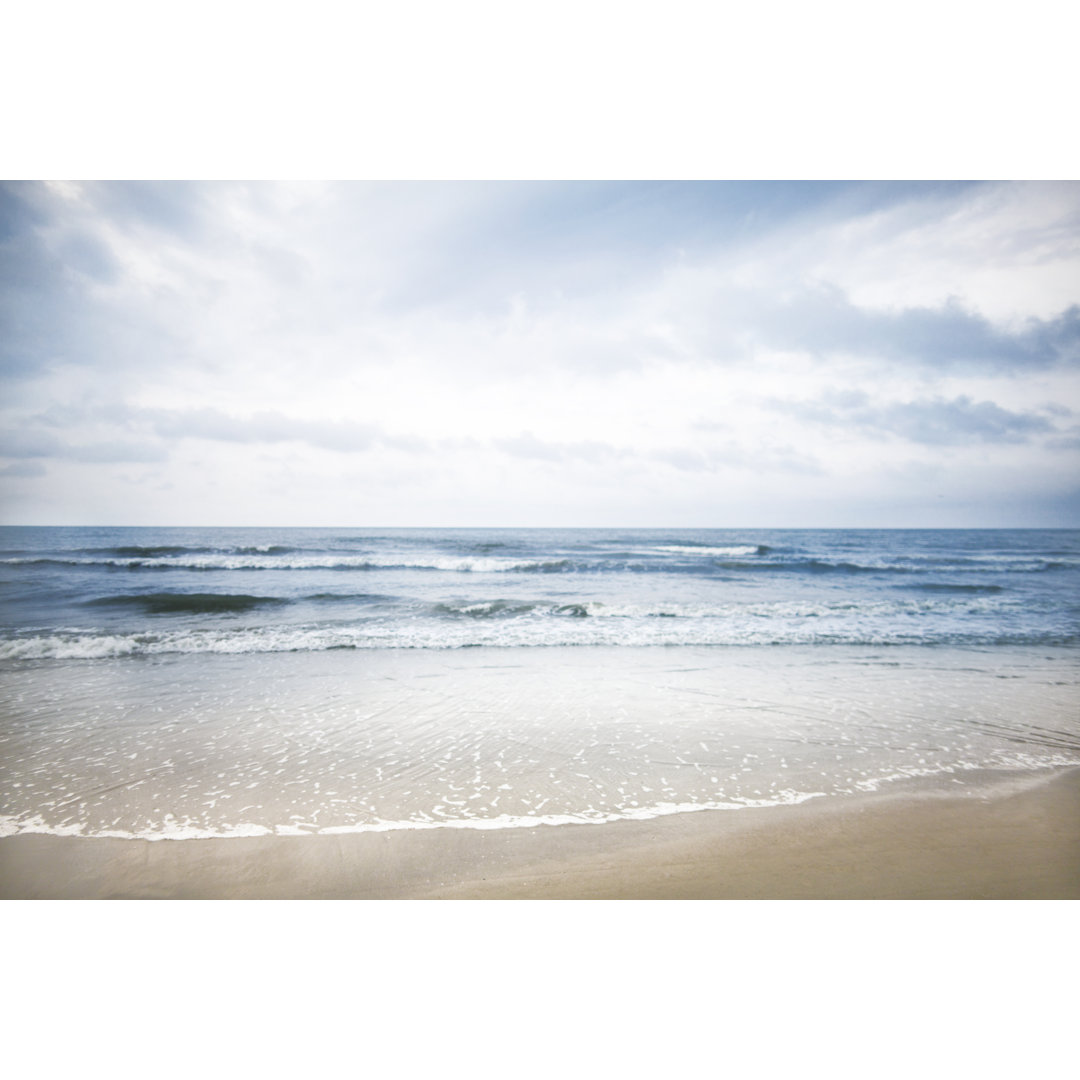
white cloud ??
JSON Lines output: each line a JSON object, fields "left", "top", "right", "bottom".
{"left": 2, "top": 180, "right": 1079, "bottom": 526}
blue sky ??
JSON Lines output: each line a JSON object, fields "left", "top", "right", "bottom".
{"left": 1, "top": 180, "right": 1078, "bottom": 526}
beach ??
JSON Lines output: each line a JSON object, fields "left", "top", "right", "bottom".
{"left": 3, "top": 767, "right": 1076, "bottom": 899}
{"left": 2, "top": 527, "right": 1079, "bottom": 900}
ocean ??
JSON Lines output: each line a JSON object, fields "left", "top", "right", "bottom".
{"left": 1, "top": 526, "right": 1079, "bottom": 840}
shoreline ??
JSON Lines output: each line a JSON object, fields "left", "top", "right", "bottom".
{"left": 2, "top": 768, "right": 1078, "bottom": 899}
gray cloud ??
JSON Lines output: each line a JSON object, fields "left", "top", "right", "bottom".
{"left": 876, "top": 397, "right": 1055, "bottom": 444}
{"left": 771, "top": 392, "right": 1059, "bottom": 445}
{"left": 295, "top": 182, "right": 891, "bottom": 318}
{"left": 147, "top": 407, "right": 380, "bottom": 451}
{"left": 0, "top": 428, "right": 65, "bottom": 458}
{"left": 493, "top": 431, "right": 621, "bottom": 464}
{"left": 491, "top": 433, "right": 821, "bottom": 475}
{"left": 87, "top": 181, "right": 209, "bottom": 236}
{"left": 0, "top": 461, "right": 47, "bottom": 478}
{"left": 0, "top": 183, "right": 225, "bottom": 385}
{"left": 72, "top": 441, "right": 169, "bottom": 463}
{"left": 5, "top": 182, "right": 1077, "bottom": 396}
{"left": 752, "top": 287, "right": 1080, "bottom": 371}
{"left": 651, "top": 442, "right": 822, "bottom": 475}
{"left": 1046, "top": 432, "right": 1080, "bottom": 450}
{"left": 17, "top": 402, "right": 430, "bottom": 459}
{"left": 0, "top": 425, "right": 167, "bottom": 463}
{"left": 650, "top": 448, "right": 713, "bottom": 472}
{"left": 1, "top": 185, "right": 90, "bottom": 378}
{"left": 145, "top": 407, "right": 431, "bottom": 455}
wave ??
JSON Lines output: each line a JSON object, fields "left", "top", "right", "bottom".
{"left": 83, "top": 593, "right": 288, "bottom": 615}
{"left": 0, "top": 554, "right": 575, "bottom": 573}
{"left": 712, "top": 558, "right": 892, "bottom": 574}
{"left": 431, "top": 600, "right": 593, "bottom": 619}
{"left": 432, "top": 600, "right": 540, "bottom": 619}
{"left": 84, "top": 545, "right": 214, "bottom": 557}
{"left": 905, "top": 583, "right": 1006, "bottom": 594}
{"left": 83, "top": 590, "right": 406, "bottom": 614}
{"left": 712, "top": 556, "right": 1075, "bottom": 576}
{"left": 82, "top": 544, "right": 299, "bottom": 557}
{"left": 3, "top": 544, "right": 1075, "bottom": 579}
{"left": 0, "top": 789, "right": 832, "bottom": 841}
{"left": 4, "top": 620, "right": 1076, "bottom": 659}
{"left": 303, "top": 592, "right": 397, "bottom": 603}
{"left": 7, "top": 757, "right": 1080, "bottom": 842}
{"left": 427, "top": 599, "right": 835, "bottom": 620}
{"left": 649, "top": 544, "right": 770, "bottom": 557}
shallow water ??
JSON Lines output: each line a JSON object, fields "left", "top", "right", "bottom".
{"left": 2, "top": 645, "right": 1078, "bottom": 839}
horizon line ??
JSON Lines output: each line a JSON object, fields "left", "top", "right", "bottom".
{"left": 1, "top": 524, "right": 1077, "bottom": 531}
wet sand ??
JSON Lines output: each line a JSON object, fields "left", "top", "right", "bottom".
{"left": 2, "top": 768, "right": 1078, "bottom": 899}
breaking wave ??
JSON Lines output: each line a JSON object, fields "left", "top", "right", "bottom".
{"left": 3, "top": 620, "right": 1076, "bottom": 659}
{"left": 84, "top": 593, "right": 288, "bottom": 615}
{"left": 0, "top": 553, "right": 575, "bottom": 573}
{"left": 648, "top": 544, "right": 770, "bottom": 557}
{"left": 904, "top": 583, "right": 1006, "bottom": 594}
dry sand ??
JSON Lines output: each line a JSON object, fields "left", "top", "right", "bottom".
{"left": 2, "top": 768, "right": 1078, "bottom": 899}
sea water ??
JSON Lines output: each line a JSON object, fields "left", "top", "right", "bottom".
{"left": 1, "top": 527, "right": 1078, "bottom": 838}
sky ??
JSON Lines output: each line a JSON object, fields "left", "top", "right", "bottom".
{"left": 1, "top": 179, "right": 1079, "bottom": 527}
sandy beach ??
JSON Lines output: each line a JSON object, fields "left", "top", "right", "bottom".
{"left": 2, "top": 767, "right": 1077, "bottom": 899}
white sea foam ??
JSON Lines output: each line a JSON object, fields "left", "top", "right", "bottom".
{"left": 849, "top": 751, "right": 1080, "bottom": 793}
{"left": 0, "top": 553, "right": 568, "bottom": 573}
{"left": 10, "top": 758, "right": 1077, "bottom": 842}
{"left": 649, "top": 545, "right": 763, "bottom": 557}
{"left": 0, "top": 633, "right": 149, "bottom": 660}
{"left": 0, "top": 789, "right": 831, "bottom": 841}
{"left": 0, "top": 813, "right": 88, "bottom": 838}
{"left": 0, "top": 597, "right": 1046, "bottom": 659}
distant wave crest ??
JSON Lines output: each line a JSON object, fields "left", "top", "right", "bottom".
{"left": 0, "top": 553, "right": 575, "bottom": 573}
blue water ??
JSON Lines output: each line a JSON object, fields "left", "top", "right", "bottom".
{"left": 2, "top": 527, "right": 1078, "bottom": 657}
{"left": 2, "top": 528, "right": 1079, "bottom": 839}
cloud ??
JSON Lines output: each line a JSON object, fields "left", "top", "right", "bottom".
{"left": 648, "top": 274, "right": 1080, "bottom": 372}
{"left": 87, "top": 181, "right": 210, "bottom": 236}
{"left": 1, "top": 185, "right": 93, "bottom": 379}
{"left": 2, "top": 180, "right": 1079, "bottom": 526}
{"left": 0, "top": 461, "right": 46, "bottom": 478}
{"left": 143, "top": 406, "right": 436, "bottom": 455}
{"left": 760, "top": 288, "right": 1080, "bottom": 371}
{"left": 0, "top": 425, "right": 168, "bottom": 463}
{"left": 0, "top": 428, "right": 65, "bottom": 458}
{"left": 71, "top": 441, "right": 170, "bottom": 463}
{"left": 144, "top": 407, "right": 384, "bottom": 452}
{"left": 493, "top": 431, "right": 621, "bottom": 464}
{"left": 8, "top": 402, "right": 430, "bottom": 460}
{"left": 770, "top": 392, "right": 1059, "bottom": 446}
{"left": 1046, "top": 432, "right": 1080, "bottom": 450}
{"left": 876, "top": 398, "right": 1056, "bottom": 444}
{"left": 489, "top": 432, "right": 820, "bottom": 476}
{"left": 649, "top": 442, "right": 822, "bottom": 475}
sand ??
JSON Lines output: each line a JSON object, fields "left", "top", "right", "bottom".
{"left": 2, "top": 768, "right": 1078, "bottom": 899}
